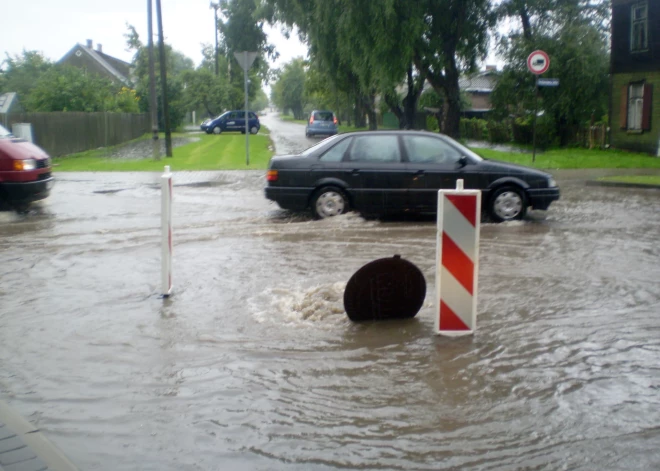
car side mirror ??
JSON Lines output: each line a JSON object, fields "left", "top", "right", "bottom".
{"left": 458, "top": 155, "right": 468, "bottom": 168}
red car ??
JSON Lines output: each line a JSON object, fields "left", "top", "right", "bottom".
{"left": 0, "top": 124, "right": 53, "bottom": 211}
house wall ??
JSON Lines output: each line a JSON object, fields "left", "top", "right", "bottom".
{"left": 611, "top": 71, "right": 660, "bottom": 155}
{"left": 611, "top": 1, "right": 660, "bottom": 74}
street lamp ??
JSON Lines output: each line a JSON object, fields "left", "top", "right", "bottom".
{"left": 210, "top": 2, "right": 220, "bottom": 76}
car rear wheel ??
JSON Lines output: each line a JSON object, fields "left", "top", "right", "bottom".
{"left": 489, "top": 186, "right": 526, "bottom": 222}
{"left": 312, "top": 186, "right": 348, "bottom": 219}
{"left": 250, "top": 126, "right": 259, "bottom": 134}
{"left": 213, "top": 126, "right": 222, "bottom": 134}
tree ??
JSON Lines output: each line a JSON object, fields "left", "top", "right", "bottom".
{"left": 0, "top": 51, "right": 53, "bottom": 110}
{"left": 492, "top": 0, "right": 610, "bottom": 145}
{"left": 125, "top": 24, "right": 194, "bottom": 129}
{"left": 265, "top": 0, "right": 494, "bottom": 137}
{"left": 181, "top": 68, "right": 230, "bottom": 117}
{"left": 271, "top": 58, "right": 306, "bottom": 119}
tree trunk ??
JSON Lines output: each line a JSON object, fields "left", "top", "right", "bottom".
{"left": 384, "top": 92, "right": 405, "bottom": 128}
{"left": 402, "top": 65, "right": 424, "bottom": 130}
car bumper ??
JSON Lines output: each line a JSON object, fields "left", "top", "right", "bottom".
{"left": 307, "top": 127, "right": 338, "bottom": 136}
{"left": 1, "top": 176, "right": 54, "bottom": 204}
{"left": 265, "top": 186, "right": 310, "bottom": 211}
{"left": 527, "top": 187, "right": 560, "bottom": 210}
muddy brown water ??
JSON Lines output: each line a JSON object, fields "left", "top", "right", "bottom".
{"left": 1, "top": 119, "right": 660, "bottom": 470}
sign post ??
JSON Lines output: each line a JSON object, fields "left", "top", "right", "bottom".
{"left": 435, "top": 179, "right": 481, "bottom": 336}
{"left": 233, "top": 51, "right": 258, "bottom": 166}
{"left": 527, "top": 50, "right": 550, "bottom": 163}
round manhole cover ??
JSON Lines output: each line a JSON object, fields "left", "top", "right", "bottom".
{"left": 343, "top": 255, "right": 426, "bottom": 322}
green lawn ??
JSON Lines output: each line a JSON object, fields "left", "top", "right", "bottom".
{"left": 54, "top": 130, "right": 273, "bottom": 171}
{"left": 472, "top": 147, "right": 660, "bottom": 169}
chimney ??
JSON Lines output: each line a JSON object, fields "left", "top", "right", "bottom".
{"left": 86, "top": 39, "right": 93, "bottom": 48}
{"left": 97, "top": 44, "right": 103, "bottom": 53}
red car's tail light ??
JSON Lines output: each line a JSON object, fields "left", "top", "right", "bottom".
{"left": 267, "top": 170, "right": 279, "bottom": 182}
{"left": 333, "top": 115, "right": 338, "bottom": 125}
{"left": 309, "top": 116, "right": 314, "bottom": 124}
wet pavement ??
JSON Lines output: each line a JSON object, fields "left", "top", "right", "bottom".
{"left": 1, "top": 117, "right": 660, "bottom": 470}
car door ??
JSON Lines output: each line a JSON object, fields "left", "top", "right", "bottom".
{"left": 402, "top": 134, "right": 480, "bottom": 211}
{"left": 342, "top": 134, "right": 409, "bottom": 214}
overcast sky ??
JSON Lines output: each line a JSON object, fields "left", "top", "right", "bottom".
{"left": 2, "top": 0, "right": 308, "bottom": 78}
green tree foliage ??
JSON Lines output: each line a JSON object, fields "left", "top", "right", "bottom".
{"left": 181, "top": 68, "right": 230, "bottom": 118}
{"left": 0, "top": 51, "right": 53, "bottom": 110}
{"left": 250, "top": 88, "right": 269, "bottom": 111}
{"left": 27, "top": 65, "right": 140, "bottom": 112}
{"left": 271, "top": 58, "right": 306, "bottom": 119}
{"left": 265, "top": 0, "right": 494, "bottom": 136}
{"left": 125, "top": 24, "right": 194, "bottom": 129}
{"left": 492, "top": 0, "right": 609, "bottom": 145}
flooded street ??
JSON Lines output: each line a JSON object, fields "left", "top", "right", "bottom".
{"left": 1, "top": 119, "right": 660, "bottom": 470}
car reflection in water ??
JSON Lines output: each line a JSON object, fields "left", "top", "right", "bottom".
{"left": 265, "top": 130, "right": 560, "bottom": 222}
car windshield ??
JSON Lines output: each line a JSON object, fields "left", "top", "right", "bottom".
{"left": 0, "top": 123, "right": 13, "bottom": 138}
{"left": 300, "top": 134, "right": 343, "bottom": 156}
{"left": 313, "top": 111, "right": 334, "bottom": 121}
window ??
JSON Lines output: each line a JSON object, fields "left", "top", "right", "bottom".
{"left": 620, "top": 82, "right": 653, "bottom": 132}
{"left": 320, "top": 137, "right": 351, "bottom": 162}
{"left": 348, "top": 136, "right": 401, "bottom": 162}
{"left": 402, "top": 135, "right": 462, "bottom": 164}
{"left": 628, "top": 84, "right": 644, "bottom": 131}
{"left": 631, "top": 2, "right": 648, "bottom": 52}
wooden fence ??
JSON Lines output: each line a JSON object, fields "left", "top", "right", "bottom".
{"left": 1, "top": 112, "right": 150, "bottom": 157}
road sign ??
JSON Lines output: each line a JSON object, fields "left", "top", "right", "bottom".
{"left": 435, "top": 179, "right": 481, "bottom": 337}
{"left": 233, "top": 51, "right": 258, "bottom": 72}
{"left": 538, "top": 78, "right": 560, "bottom": 87}
{"left": 527, "top": 50, "right": 550, "bottom": 75}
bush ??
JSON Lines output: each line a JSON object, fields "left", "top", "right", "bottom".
{"left": 512, "top": 115, "right": 558, "bottom": 149}
{"left": 486, "top": 120, "right": 512, "bottom": 143}
{"left": 460, "top": 118, "right": 489, "bottom": 140}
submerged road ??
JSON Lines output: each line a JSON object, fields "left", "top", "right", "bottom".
{"left": 1, "top": 118, "right": 660, "bottom": 470}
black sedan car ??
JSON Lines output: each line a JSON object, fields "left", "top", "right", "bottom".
{"left": 265, "top": 131, "right": 560, "bottom": 222}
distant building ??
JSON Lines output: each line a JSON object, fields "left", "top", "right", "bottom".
{"left": 0, "top": 92, "right": 23, "bottom": 127}
{"left": 610, "top": 0, "right": 659, "bottom": 155}
{"left": 459, "top": 66, "right": 498, "bottom": 119}
{"left": 58, "top": 39, "right": 132, "bottom": 86}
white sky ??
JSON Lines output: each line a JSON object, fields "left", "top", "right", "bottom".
{"left": 2, "top": 0, "right": 308, "bottom": 81}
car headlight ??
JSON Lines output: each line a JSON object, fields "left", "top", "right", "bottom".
{"left": 13, "top": 159, "right": 36, "bottom": 171}
{"left": 547, "top": 177, "right": 557, "bottom": 188}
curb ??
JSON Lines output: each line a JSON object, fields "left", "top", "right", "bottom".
{"left": 0, "top": 400, "right": 78, "bottom": 471}
{"left": 586, "top": 180, "right": 660, "bottom": 189}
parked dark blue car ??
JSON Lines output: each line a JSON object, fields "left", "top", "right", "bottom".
{"left": 201, "top": 111, "right": 261, "bottom": 135}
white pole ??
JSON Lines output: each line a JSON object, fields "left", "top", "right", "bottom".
{"left": 161, "top": 165, "right": 173, "bottom": 296}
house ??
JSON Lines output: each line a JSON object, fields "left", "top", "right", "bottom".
{"left": 458, "top": 66, "right": 498, "bottom": 119}
{"left": 0, "top": 92, "right": 23, "bottom": 127}
{"left": 58, "top": 40, "right": 132, "bottom": 86}
{"left": 610, "top": 0, "right": 659, "bottom": 155}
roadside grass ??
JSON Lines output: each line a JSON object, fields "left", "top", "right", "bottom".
{"left": 472, "top": 147, "right": 660, "bottom": 169}
{"left": 54, "top": 130, "right": 273, "bottom": 171}
{"left": 596, "top": 175, "right": 660, "bottom": 185}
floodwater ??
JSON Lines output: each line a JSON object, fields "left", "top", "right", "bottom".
{"left": 1, "top": 117, "right": 660, "bottom": 470}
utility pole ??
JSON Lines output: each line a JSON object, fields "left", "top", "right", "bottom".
{"left": 210, "top": 2, "right": 220, "bottom": 76}
{"left": 147, "top": 0, "right": 160, "bottom": 160}
{"left": 155, "top": 0, "right": 172, "bottom": 157}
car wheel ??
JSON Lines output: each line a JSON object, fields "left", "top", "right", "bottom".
{"left": 489, "top": 186, "right": 527, "bottom": 222}
{"left": 212, "top": 126, "right": 222, "bottom": 135}
{"left": 250, "top": 126, "right": 258, "bottom": 134}
{"left": 312, "top": 186, "right": 348, "bottom": 219}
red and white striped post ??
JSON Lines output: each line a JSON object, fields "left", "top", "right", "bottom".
{"left": 435, "top": 179, "right": 481, "bottom": 336}
{"left": 161, "top": 165, "right": 173, "bottom": 297}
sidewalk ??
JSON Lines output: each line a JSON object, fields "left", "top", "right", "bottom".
{"left": 0, "top": 401, "right": 78, "bottom": 471}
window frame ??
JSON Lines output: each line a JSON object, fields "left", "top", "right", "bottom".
{"left": 630, "top": 2, "right": 649, "bottom": 53}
